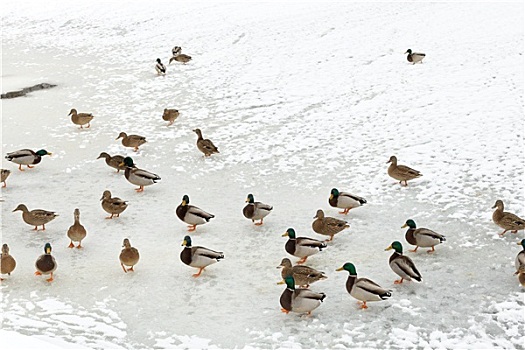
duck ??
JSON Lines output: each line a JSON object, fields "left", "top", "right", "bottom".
{"left": 385, "top": 241, "right": 422, "bottom": 284}
{"left": 243, "top": 194, "right": 273, "bottom": 225}
{"left": 277, "top": 258, "right": 327, "bottom": 288}
{"left": 169, "top": 53, "right": 192, "bottom": 64}
{"left": 282, "top": 228, "right": 327, "bottom": 264}
{"left": 97, "top": 152, "right": 125, "bottom": 173}
{"left": 1, "top": 244, "right": 16, "bottom": 281}
{"left": 312, "top": 209, "right": 349, "bottom": 242}
{"left": 387, "top": 155, "right": 422, "bottom": 186}
{"left": 35, "top": 243, "right": 57, "bottom": 282}
{"left": 119, "top": 238, "right": 140, "bottom": 273}
{"left": 101, "top": 190, "right": 128, "bottom": 218}
{"left": 119, "top": 157, "right": 161, "bottom": 192}
{"left": 67, "top": 208, "right": 87, "bottom": 249}
{"left": 180, "top": 235, "right": 224, "bottom": 277}
{"left": 155, "top": 58, "right": 166, "bottom": 75}
{"left": 115, "top": 132, "right": 147, "bottom": 152}
{"left": 171, "top": 46, "right": 182, "bottom": 56}
{"left": 336, "top": 262, "right": 392, "bottom": 309}
{"left": 492, "top": 200, "right": 525, "bottom": 236}
{"left": 193, "top": 128, "right": 219, "bottom": 157}
{"left": 175, "top": 195, "right": 215, "bottom": 231}
{"left": 405, "top": 49, "right": 425, "bottom": 64}
{"left": 1, "top": 169, "right": 11, "bottom": 187}
{"left": 402, "top": 219, "right": 446, "bottom": 253}
{"left": 68, "top": 108, "right": 94, "bottom": 128}
{"left": 162, "top": 108, "right": 180, "bottom": 126}
{"left": 279, "top": 275, "right": 326, "bottom": 316}
{"left": 516, "top": 239, "right": 525, "bottom": 271}
{"left": 13, "top": 204, "right": 58, "bottom": 230}
{"left": 329, "top": 188, "right": 367, "bottom": 214}
{"left": 5, "top": 149, "right": 52, "bottom": 171}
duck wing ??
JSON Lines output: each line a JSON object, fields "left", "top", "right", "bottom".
{"left": 188, "top": 205, "right": 215, "bottom": 220}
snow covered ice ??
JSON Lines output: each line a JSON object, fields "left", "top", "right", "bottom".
{"left": 1, "top": 1, "right": 524, "bottom": 349}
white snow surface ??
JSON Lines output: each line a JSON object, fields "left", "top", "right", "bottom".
{"left": 1, "top": 1, "right": 524, "bottom": 349}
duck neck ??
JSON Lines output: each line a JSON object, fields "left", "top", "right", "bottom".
{"left": 346, "top": 274, "right": 356, "bottom": 293}
{"left": 405, "top": 228, "right": 417, "bottom": 245}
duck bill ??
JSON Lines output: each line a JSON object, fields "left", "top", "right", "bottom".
{"left": 276, "top": 280, "right": 285, "bottom": 285}
{"left": 181, "top": 240, "right": 187, "bottom": 246}
{"left": 119, "top": 162, "right": 125, "bottom": 166}
{"left": 518, "top": 243, "right": 522, "bottom": 245}
{"left": 48, "top": 152, "right": 53, "bottom": 156}
{"left": 281, "top": 232, "right": 289, "bottom": 237}
{"left": 45, "top": 247, "right": 51, "bottom": 254}
{"left": 401, "top": 224, "right": 408, "bottom": 228}
{"left": 182, "top": 200, "right": 187, "bottom": 206}
{"left": 386, "top": 159, "right": 391, "bottom": 163}
{"left": 385, "top": 246, "right": 393, "bottom": 251}
{"left": 335, "top": 267, "right": 344, "bottom": 271}
{"left": 329, "top": 194, "right": 333, "bottom": 200}
{"left": 245, "top": 199, "right": 249, "bottom": 203}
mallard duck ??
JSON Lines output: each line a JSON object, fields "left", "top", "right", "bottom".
{"left": 492, "top": 200, "right": 525, "bottom": 236}
{"left": 176, "top": 195, "right": 215, "bottom": 231}
{"left": 387, "top": 155, "right": 422, "bottom": 186}
{"left": 336, "top": 262, "right": 392, "bottom": 309}
{"left": 385, "top": 241, "right": 422, "bottom": 284}
{"left": 155, "top": 58, "right": 166, "bottom": 75}
{"left": 1, "top": 244, "right": 16, "bottom": 281}
{"left": 35, "top": 243, "right": 57, "bottom": 282}
{"left": 116, "top": 132, "right": 147, "bottom": 152}
{"left": 277, "top": 258, "right": 327, "bottom": 288}
{"left": 312, "top": 209, "right": 349, "bottom": 242}
{"left": 279, "top": 275, "right": 326, "bottom": 315}
{"left": 67, "top": 208, "right": 87, "bottom": 249}
{"left": 180, "top": 235, "right": 224, "bottom": 277}
{"left": 402, "top": 219, "right": 446, "bottom": 253}
{"left": 97, "top": 152, "right": 125, "bottom": 173}
{"left": 516, "top": 240, "right": 525, "bottom": 286}
{"left": 68, "top": 108, "right": 94, "bottom": 128}
{"left": 193, "top": 128, "right": 219, "bottom": 157}
{"left": 119, "top": 157, "right": 161, "bottom": 192}
{"left": 172, "top": 46, "right": 182, "bottom": 56}
{"left": 169, "top": 53, "right": 192, "bottom": 64}
{"left": 120, "top": 238, "right": 139, "bottom": 273}
{"left": 5, "top": 149, "right": 52, "bottom": 171}
{"left": 1, "top": 169, "right": 11, "bottom": 187}
{"left": 329, "top": 188, "right": 367, "bottom": 214}
{"left": 243, "top": 194, "right": 273, "bottom": 225}
{"left": 162, "top": 108, "right": 180, "bottom": 126}
{"left": 516, "top": 239, "right": 525, "bottom": 271}
{"left": 101, "top": 190, "right": 128, "bottom": 218}
{"left": 405, "top": 49, "right": 425, "bottom": 64}
{"left": 282, "top": 228, "right": 327, "bottom": 264}
{"left": 13, "top": 204, "right": 58, "bottom": 230}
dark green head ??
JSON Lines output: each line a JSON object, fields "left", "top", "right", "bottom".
{"left": 182, "top": 235, "right": 192, "bottom": 247}
{"left": 386, "top": 241, "right": 403, "bottom": 254}
{"left": 519, "top": 239, "right": 525, "bottom": 249}
{"left": 405, "top": 49, "right": 412, "bottom": 54}
{"left": 402, "top": 219, "right": 417, "bottom": 229}
{"left": 282, "top": 228, "right": 296, "bottom": 239}
{"left": 44, "top": 242, "right": 52, "bottom": 254}
{"left": 330, "top": 188, "right": 340, "bottom": 199}
{"left": 121, "top": 157, "right": 135, "bottom": 167}
{"left": 181, "top": 195, "right": 190, "bottom": 206}
{"left": 336, "top": 262, "right": 357, "bottom": 275}
{"left": 284, "top": 275, "right": 295, "bottom": 289}
{"left": 246, "top": 194, "right": 255, "bottom": 204}
{"left": 36, "top": 149, "right": 51, "bottom": 156}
